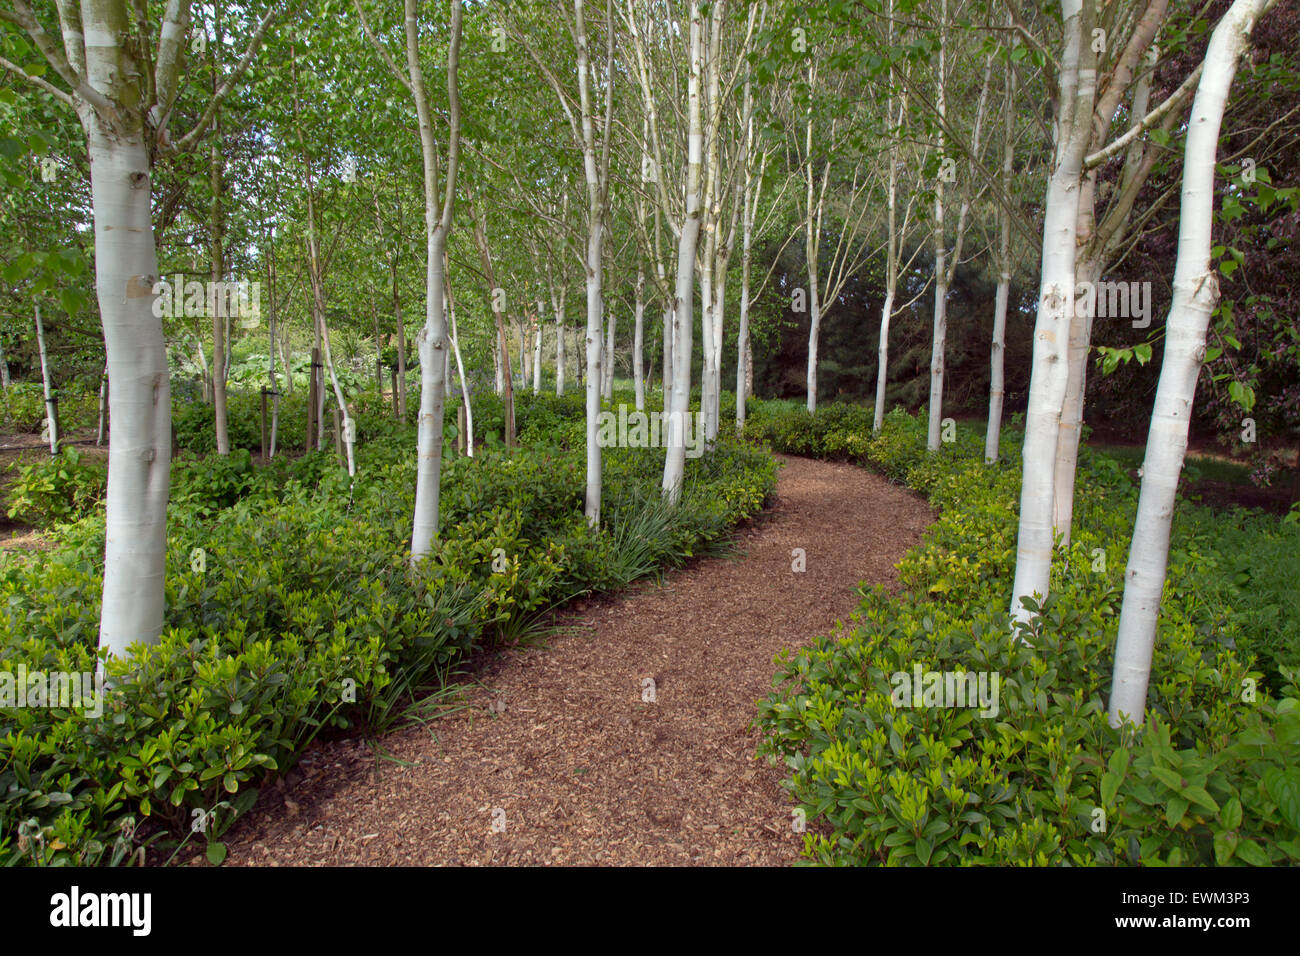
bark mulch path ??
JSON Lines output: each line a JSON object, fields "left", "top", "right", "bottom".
{"left": 207, "top": 454, "right": 933, "bottom": 866}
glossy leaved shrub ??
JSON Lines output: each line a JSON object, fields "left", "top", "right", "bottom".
{"left": 751, "top": 403, "right": 1300, "bottom": 866}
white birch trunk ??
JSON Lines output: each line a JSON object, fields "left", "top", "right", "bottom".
{"left": 1008, "top": 0, "right": 1095, "bottom": 626}
{"left": 34, "top": 303, "right": 59, "bottom": 454}
{"left": 533, "top": 300, "right": 544, "bottom": 395}
{"left": 1052, "top": 253, "right": 1099, "bottom": 538}
{"left": 554, "top": 288, "right": 567, "bottom": 396}
{"left": 633, "top": 271, "right": 645, "bottom": 412}
{"left": 408, "top": 0, "right": 461, "bottom": 559}
{"left": 268, "top": 260, "right": 280, "bottom": 459}
{"left": 1109, "top": 0, "right": 1274, "bottom": 726}
{"left": 96, "top": 363, "right": 108, "bottom": 446}
{"left": 708, "top": 276, "right": 725, "bottom": 442}
{"left": 447, "top": 261, "right": 474, "bottom": 459}
{"left": 736, "top": 128, "right": 753, "bottom": 431}
{"left": 318, "top": 315, "right": 355, "bottom": 477}
{"left": 86, "top": 123, "right": 171, "bottom": 664}
{"left": 926, "top": 3, "right": 948, "bottom": 452}
{"left": 803, "top": 103, "right": 822, "bottom": 416}
{"left": 874, "top": 0, "right": 897, "bottom": 435}
{"left": 805, "top": 274, "right": 821, "bottom": 415}
{"left": 874, "top": 293, "right": 894, "bottom": 433}
{"left": 584, "top": 237, "right": 605, "bottom": 524}
{"left": 602, "top": 304, "right": 616, "bottom": 400}
{"left": 663, "top": 1, "right": 703, "bottom": 504}
{"left": 700, "top": 258, "right": 714, "bottom": 425}
{"left": 985, "top": 54, "right": 1015, "bottom": 463}
{"left": 571, "top": 0, "right": 612, "bottom": 526}
{"left": 926, "top": 215, "right": 948, "bottom": 452}
{"left": 210, "top": 127, "right": 230, "bottom": 457}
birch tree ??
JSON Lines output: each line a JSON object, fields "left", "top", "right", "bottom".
{"left": 33, "top": 302, "right": 57, "bottom": 453}
{"left": 500, "top": 0, "right": 615, "bottom": 524}
{"left": 1008, "top": 0, "right": 1099, "bottom": 627}
{"left": 926, "top": 6, "right": 993, "bottom": 453}
{"left": 1052, "top": 0, "right": 1195, "bottom": 543}
{"left": 661, "top": 0, "right": 703, "bottom": 504}
{"left": 0, "top": 0, "right": 276, "bottom": 664}
{"left": 350, "top": 1, "right": 470, "bottom": 544}
{"left": 784, "top": 56, "right": 884, "bottom": 416}
{"left": 1108, "top": 0, "right": 1278, "bottom": 726}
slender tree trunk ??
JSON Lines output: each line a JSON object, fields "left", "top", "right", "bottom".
{"left": 1109, "top": 0, "right": 1275, "bottom": 725}
{"left": 803, "top": 103, "right": 821, "bottom": 415}
{"left": 663, "top": 1, "right": 703, "bottom": 503}
{"left": 0, "top": 333, "right": 10, "bottom": 425}
{"left": 554, "top": 286, "right": 567, "bottom": 395}
{"left": 570, "top": 0, "right": 614, "bottom": 526}
{"left": 708, "top": 274, "right": 725, "bottom": 441}
{"left": 736, "top": 74, "right": 755, "bottom": 432}
{"left": 1009, "top": 0, "right": 1097, "bottom": 626}
{"left": 533, "top": 302, "right": 544, "bottom": 395}
{"left": 874, "top": 295, "right": 894, "bottom": 432}
{"left": 278, "top": 337, "right": 292, "bottom": 395}
{"left": 662, "top": 304, "right": 673, "bottom": 399}
{"left": 408, "top": 0, "right": 462, "bottom": 558}
{"left": 471, "top": 201, "right": 516, "bottom": 446}
{"left": 986, "top": 49, "right": 1015, "bottom": 463}
{"left": 633, "top": 269, "right": 645, "bottom": 411}
{"left": 209, "top": 47, "right": 230, "bottom": 456}
{"left": 806, "top": 267, "right": 821, "bottom": 414}
{"left": 195, "top": 330, "right": 210, "bottom": 404}
{"left": 373, "top": 284, "right": 383, "bottom": 390}
{"left": 926, "top": 1, "right": 949, "bottom": 452}
{"left": 584, "top": 229, "right": 605, "bottom": 523}
{"left": 874, "top": 4, "right": 897, "bottom": 434}
{"left": 318, "top": 314, "right": 355, "bottom": 475}
{"left": 34, "top": 303, "right": 59, "bottom": 454}
{"left": 447, "top": 258, "right": 473, "bottom": 458}
{"left": 267, "top": 243, "right": 280, "bottom": 458}
{"left": 96, "top": 362, "right": 109, "bottom": 445}
{"left": 603, "top": 305, "right": 617, "bottom": 400}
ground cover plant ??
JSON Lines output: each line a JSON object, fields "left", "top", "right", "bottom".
{"left": 0, "top": 389, "right": 775, "bottom": 866}
{"left": 748, "top": 403, "right": 1300, "bottom": 866}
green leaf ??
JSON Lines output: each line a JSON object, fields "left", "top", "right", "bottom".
{"left": 914, "top": 836, "right": 933, "bottom": 865}
{"left": 1220, "top": 795, "right": 1243, "bottom": 831}
{"left": 1165, "top": 796, "right": 1189, "bottom": 827}
{"left": 1213, "top": 829, "right": 1238, "bottom": 865}
{"left": 1182, "top": 786, "right": 1219, "bottom": 815}
{"left": 1227, "top": 380, "right": 1255, "bottom": 412}
{"left": 206, "top": 841, "right": 228, "bottom": 865}
{"left": 1150, "top": 766, "right": 1183, "bottom": 791}
{"left": 1264, "top": 767, "right": 1300, "bottom": 832}
{"left": 1236, "top": 839, "right": 1270, "bottom": 866}
{"left": 1100, "top": 771, "right": 1120, "bottom": 808}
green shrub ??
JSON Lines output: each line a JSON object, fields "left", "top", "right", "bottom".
{"left": 0, "top": 410, "right": 776, "bottom": 866}
{"left": 3, "top": 447, "right": 106, "bottom": 527}
{"left": 1, "top": 381, "right": 100, "bottom": 435}
{"left": 754, "top": 406, "right": 1300, "bottom": 866}
{"left": 172, "top": 391, "right": 310, "bottom": 455}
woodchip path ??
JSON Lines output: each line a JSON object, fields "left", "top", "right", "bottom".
{"left": 204, "top": 454, "right": 933, "bottom": 866}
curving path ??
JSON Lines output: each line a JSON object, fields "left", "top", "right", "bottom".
{"left": 205, "top": 454, "right": 933, "bottom": 866}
